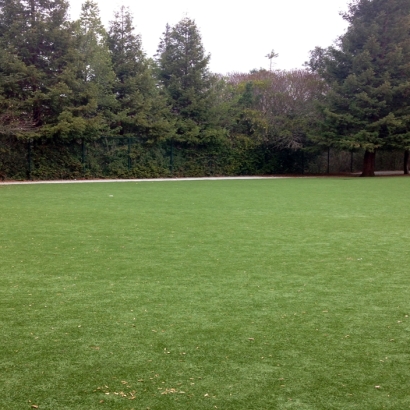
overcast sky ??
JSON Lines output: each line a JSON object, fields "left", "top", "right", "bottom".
{"left": 67, "top": 0, "right": 351, "bottom": 74}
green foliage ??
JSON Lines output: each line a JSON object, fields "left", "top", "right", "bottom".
{"left": 108, "top": 7, "right": 173, "bottom": 142}
{"left": 0, "top": 0, "right": 118, "bottom": 142}
{"left": 0, "top": 0, "right": 408, "bottom": 177}
{"left": 228, "top": 70, "right": 325, "bottom": 150}
{"left": 29, "top": 140, "right": 83, "bottom": 179}
{"left": 0, "top": 136, "right": 27, "bottom": 179}
{"left": 73, "top": 0, "right": 117, "bottom": 137}
{"left": 156, "top": 18, "right": 225, "bottom": 144}
{"left": 314, "top": 0, "right": 410, "bottom": 155}
{"left": 0, "top": 134, "right": 319, "bottom": 179}
{"left": 0, "top": 48, "right": 32, "bottom": 135}
{"left": 0, "top": 0, "right": 75, "bottom": 139}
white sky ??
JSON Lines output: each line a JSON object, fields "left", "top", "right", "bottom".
{"left": 67, "top": 0, "right": 351, "bottom": 74}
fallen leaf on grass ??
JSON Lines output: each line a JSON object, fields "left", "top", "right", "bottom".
{"left": 161, "top": 388, "right": 185, "bottom": 395}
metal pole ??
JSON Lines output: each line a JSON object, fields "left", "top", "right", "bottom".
{"left": 350, "top": 151, "right": 354, "bottom": 173}
{"left": 170, "top": 138, "right": 174, "bottom": 176}
{"left": 27, "top": 139, "right": 32, "bottom": 180}
{"left": 301, "top": 149, "right": 305, "bottom": 174}
{"left": 82, "top": 139, "right": 86, "bottom": 176}
{"left": 128, "top": 138, "right": 131, "bottom": 171}
{"left": 327, "top": 147, "right": 330, "bottom": 174}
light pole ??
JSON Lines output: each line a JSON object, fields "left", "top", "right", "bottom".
{"left": 265, "top": 49, "right": 279, "bottom": 71}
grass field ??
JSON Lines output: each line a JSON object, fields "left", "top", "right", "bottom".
{"left": 1, "top": 177, "right": 410, "bottom": 410}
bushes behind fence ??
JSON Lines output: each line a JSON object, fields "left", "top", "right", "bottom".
{"left": 0, "top": 136, "right": 404, "bottom": 180}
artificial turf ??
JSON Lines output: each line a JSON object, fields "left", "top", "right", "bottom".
{"left": 1, "top": 177, "right": 409, "bottom": 409}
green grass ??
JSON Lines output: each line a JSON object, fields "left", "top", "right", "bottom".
{"left": 1, "top": 177, "right": 410, "bottom": 410}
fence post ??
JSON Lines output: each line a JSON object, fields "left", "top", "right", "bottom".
{"left": 27, "top": 139, "right": 32, "bottom": 180}
{"left": 350, "top": 151, "right": 354, "bottom": 173}
{"left": 82, "top": 139, "right": 86, "bottom": 176}
{"left": 170, "top": 138, "right": 174, "bottom": 176}
{"left": 327, "top": 147, "right": 330, "bottom": 174}
{"left": 128, "top": 138, "right": 131, "bottom": 171}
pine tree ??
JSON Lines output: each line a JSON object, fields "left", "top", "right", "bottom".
{"left": 314, "top": 0, "right": 410, "bottom": 176}
{"left": 156, "top": 17, "right": 224, "bottom": 144}
{"left": 0, "top": 47, "right": 31, "bottom": 134}
{"left": 108, "top": 7, "right": 172, "bottom": 141}
{"left": 0, "top": 0, "right": 75, "bottom": 138}
{"left": 76, "top": 0, "right": 117, "bottom": 131}
{"left": 108, "top": 6, "right": 144, "bottom": 88}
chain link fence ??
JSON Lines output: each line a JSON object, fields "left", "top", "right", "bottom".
{"left": 0, "top": 136, "right": 405, "bottom": 180}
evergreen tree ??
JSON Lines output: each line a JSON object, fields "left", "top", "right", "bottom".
{"left": 30, "top": 0, "right": 119, "bottom": 141}
{"left": 0, "top": 47, "right": 32, "bottom": 135}
{"left": 0, "top": 0, "right": 75, "bottom": 138}
{"left": 156, "top": 17, "right": 224, "bottom": 144}
{"left": 108, "top": 7, "right": 171, "bottom": 141}
{"left": 314, "top": 0, "right": 410, "bottom": 176}
{"left": 74, "top": 0, "right": 117, "bottom": 136}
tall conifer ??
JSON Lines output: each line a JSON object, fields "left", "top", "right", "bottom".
{"left": 156, "top": 18, "right": 224, "bottom": 144}
{"left": 314, "top": 0, "right": 410, "bottom": 176}
{"left": 76, "top": 0, "right": 117, "bottom": 125}
{"left": 108, "top": 7, "right": 171, "bottom": 141}
{"left": 0, "top": 0, "right": 75, "bottom": 137}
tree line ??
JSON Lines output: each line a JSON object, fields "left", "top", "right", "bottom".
{"left": 0, "top": 0, "right": 409, "bottom": 178}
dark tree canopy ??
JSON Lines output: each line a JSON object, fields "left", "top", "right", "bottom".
{"left": 108, "top": 6, "right": 172, "bottom": 141}
{"left": 314, "top": 0, "right": 410, "bottom": 176}
{"left": 156, "top": 17, "right": 225, "bottom": 144}
{"left": 0, "top": 0, "right": 74, "bottom": 136}
{"left": 228, "top": 69, "right": 325, "bottom": 150}
{"left": 1, "top": 0, "right": 409, "bottom": 179}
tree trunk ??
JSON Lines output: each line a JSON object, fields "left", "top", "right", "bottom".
{"left": 404, "top": 150, "right": 409, "bottom": 174}
{"left": 361, "top": 150, "right": 376, "bottom": 177}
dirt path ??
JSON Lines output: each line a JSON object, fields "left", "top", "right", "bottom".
{"left": 0, "top": 171, "right": 405, "bottom": 185}
{"left": 0, "top": 176, "right": 293, "bottom": 185}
